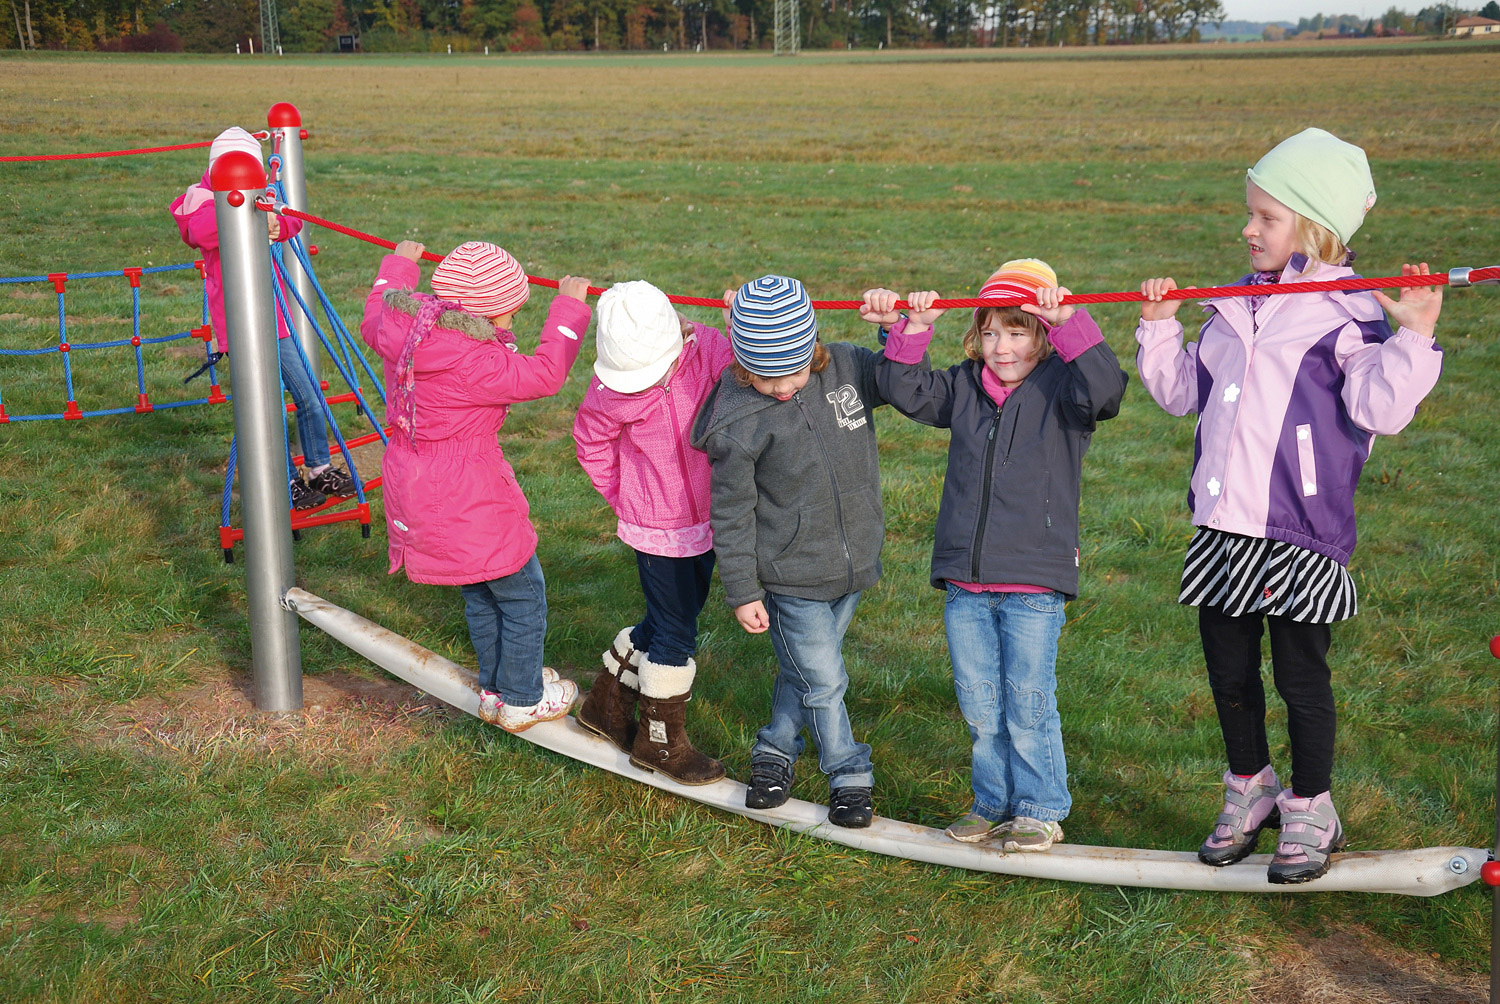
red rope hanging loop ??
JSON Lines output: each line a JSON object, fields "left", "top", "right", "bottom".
{"left": 263, "top": 205, "right": 1498, "bottom": 309}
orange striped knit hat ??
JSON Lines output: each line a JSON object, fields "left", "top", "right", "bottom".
{"left": 430, "top": 241, "right": 530, "bottom": 319}
{"left": 978, "top": 258, "right": 1058, "bottom": 304}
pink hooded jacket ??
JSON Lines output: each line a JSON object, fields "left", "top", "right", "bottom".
{"left": 572, "top": 324, "right": 734, "bottom": 557}
{"left": 169, "top": 168, "right": 303, "bottom": 354}
{"left": 361, "top": 255, "right": 589, "bottom": 585}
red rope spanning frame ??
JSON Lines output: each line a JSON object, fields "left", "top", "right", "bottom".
{"left": 0, "top": 131, "right": 280, "bottom": 163}
{"left": 268, "top": 205, "right": 1497, "bottom": 310}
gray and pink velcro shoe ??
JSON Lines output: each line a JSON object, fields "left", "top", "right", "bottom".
{"left": 1267, "top": 789, "right": 1345, "bottom": 884}
{"left": 1198, "top": 765, "right": 1283, "bottom": 867}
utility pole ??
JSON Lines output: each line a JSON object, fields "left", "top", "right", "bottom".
{"left": 260, "top": 0, "right": 280, "bottom": 55}
{"left": 773, "top": 0, "right": 799, "bottom": 54}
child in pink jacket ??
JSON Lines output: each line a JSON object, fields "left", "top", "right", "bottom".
{"left": 573, "top": 280, "right": 734, "bottom": 784}
{"left": 170, "top": 126, "right": 353, "bottom": 509}
{"left": 361, "top": 238, "right": 593, "bottom": 732}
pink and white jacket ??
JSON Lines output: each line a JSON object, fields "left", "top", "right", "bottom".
{"left": 573, "top": 324, "right": 734, "bottom": 557}
{"left": 361, "top": 254, "right": 588, "bottom": 585}
{"left": 169, "top": 168, "right": 303, "bottom": 354}
{"left": 1135, "top": 255, "right": 1442, "bottom": 565}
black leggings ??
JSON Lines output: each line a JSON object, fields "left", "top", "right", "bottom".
{"left": 1198, "top": 605, "right": 1335, "bottom": 798}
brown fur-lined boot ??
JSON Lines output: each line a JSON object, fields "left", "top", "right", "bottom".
{"left": 577, "top": 627, "right": 640, "bottom": 754}
{"left": 629, "top": 657, "right": 725, "bottom": 785}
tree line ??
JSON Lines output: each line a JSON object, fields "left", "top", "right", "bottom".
{"left": 3, "top": 0, "right": 1490, "bottom": 53}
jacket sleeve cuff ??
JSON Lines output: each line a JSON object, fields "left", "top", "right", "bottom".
{"left": 1047, "top": 309, "right": 1103, "bottom": 362}
{"left": 1135, "top": 316, "right": 1184, "bottom": 346}
{"left": 1391, "top": 325, "right": 1439, "bottom": 351}
{"left": 724, "top": 584, "right": 765, "bottom": 608}
{"left": 883, "top": 316, "right": 933, "bottom": 365}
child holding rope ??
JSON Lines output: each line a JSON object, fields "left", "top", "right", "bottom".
{"left": 572, "top": 281, "right": 735, "bottom": 785}
{"left": 690, "top": 275, "right": 900, "bottom": 828}
{"left": 169, "top": 126, "right": 354, "bottom": 510}
{"left": 1136, "top": 128, "right": 1444, "bottom": 882}
{"left": 861, "top": 259, "right": 1128, "bottom": 852}
{"left": 361, "top": 239, "right": 592, "bottom": 732}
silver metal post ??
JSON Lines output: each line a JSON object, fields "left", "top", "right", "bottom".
{"left": 212, "top": 150, "right": 303, "bottom": 712}
{"left": 268, "top": 102, "right": 319, "bottom": 385}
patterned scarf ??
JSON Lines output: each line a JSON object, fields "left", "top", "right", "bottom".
{"left": 393, "top": 296, "right": 466, "bottom": 439}
{"left": 1245, "top": 270, "right": 1280, "bottom": 315}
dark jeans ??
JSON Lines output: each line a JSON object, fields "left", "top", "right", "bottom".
{"left": 460, "top": 554, "right": 547, "bottom": 706}
{"left": 1199, "top": 604, "right": 1335, "bottom": 798}
{"left": 279, "top": 340, "right": 331, "bottom": 478}
{"left": 627, "top": 550, "right": 715, "bottom": 668}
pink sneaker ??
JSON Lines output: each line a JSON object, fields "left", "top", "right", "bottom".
{"left": 495, "top": 678, "right": 578, "bottom": 733}
{"left": 478, "top": 668, "right": 561, "bottom": 725}
{"left": 1267, "top": 789, "right": 1345, "bottom": 884}
{"left": 1198, "top": 765, "right": 1282, "bottom": 867}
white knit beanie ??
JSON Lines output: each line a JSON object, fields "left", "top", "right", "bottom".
{"left": 208, "top": 127, "right": 262, "bottom": 169}
{"left": 593, "top": 280, "right": 683, "bottom": 393}
{"left": 1246, "top": 128, "right": 1377, "bottom": 245}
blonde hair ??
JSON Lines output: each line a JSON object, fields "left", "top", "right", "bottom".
{"left": 1294, "top": 215, "right": 1353, "bottom": 273}
{"left": 731, "top": 341, "right": 831, "bottom": 387}
{"left": 963, "top": 307, "right": 1052, "bottom": 365}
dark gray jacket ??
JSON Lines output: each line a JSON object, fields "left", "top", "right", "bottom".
{"left": 689, "top": 342, "right": 892, "bottom": 607}
{"left": 879, "top": 312, "right": 1128, "bottom": 598}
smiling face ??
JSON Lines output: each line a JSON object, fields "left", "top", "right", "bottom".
{"left": 1243, "top": 180, "right": 1299, "bottom": 273}
{"left": 979, "top": 322, "right": 1043, "bottom": 388}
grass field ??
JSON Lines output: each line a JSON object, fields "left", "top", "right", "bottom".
{"left": 3, "top": 41, "right": 1500, "bottom": 1003}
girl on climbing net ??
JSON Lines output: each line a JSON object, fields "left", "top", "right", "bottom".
{"left": 170, "top": 126, "right": 355, "bottom": 510}
{"left": 1135, "top": 128, "right": 1445, "bottom": 883}
{"left": 572, "top": 280, "right": 735, "bottom": 785}
{"left": 360, "top": 238, "right": 592, "bottom": 733}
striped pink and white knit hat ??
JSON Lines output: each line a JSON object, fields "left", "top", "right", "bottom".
{"left": 430, "top": 241, "right": 530, "bottom": 319}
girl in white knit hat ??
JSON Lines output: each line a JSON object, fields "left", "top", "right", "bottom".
{"left": 572, "top": 280, "right": 735, "bottom": 784}
{"left": 1136, "top": 128, "right": 1445, "bottom": 883}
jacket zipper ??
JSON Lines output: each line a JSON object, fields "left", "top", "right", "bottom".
{"left": 663, "top": 383, "right": 701, "bottom": 525}
{"left": 970, "top": 404, "right": 1004, "bottom": 582}
{"left": 796, "top": 392, "right": 854, "bottom": 594}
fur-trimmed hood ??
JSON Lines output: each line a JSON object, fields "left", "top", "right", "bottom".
{"left": 381, "top": 288, "right": 502, "bottom": 342}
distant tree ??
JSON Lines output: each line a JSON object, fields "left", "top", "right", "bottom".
{"left": 1481, "top": 0, "right": 1500, "bottom": 17}
{"left": 1262, "top": 22, "right": 1285, "bottom": 40}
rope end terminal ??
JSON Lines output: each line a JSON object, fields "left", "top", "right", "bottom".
{"left": 1448, "top": 266, "right": 1500, "bottom": 288}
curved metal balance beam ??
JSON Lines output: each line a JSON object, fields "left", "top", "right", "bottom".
{"left": 283, "top": 587, "right": 1484, "bottom": 897}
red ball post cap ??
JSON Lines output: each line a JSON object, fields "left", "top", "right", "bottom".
{"left": 267, "top": 102, "right": 301, "bottom": 128}
{"left": 1489, "top": 635, "right": 1500, "bottom": 659}
{"left": 1481, "top": 860, "right": 1500, "bottom": 886}
{"left": 209, "top": 150, "right": 266, "bottom": 192}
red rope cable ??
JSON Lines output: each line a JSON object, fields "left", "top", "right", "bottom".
{"left": 0, "top": 131, "right": 271, "bottom": 163}
{"left": 269, "top": 205, "right": 1497, "bottom": 309}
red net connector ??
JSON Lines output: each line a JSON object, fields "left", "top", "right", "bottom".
{"left": 0, "top": 403, "right": 9, "bottom": 424}
{"left": 219, "top": 524, "right": 243, "bottom": 563}
{"left": 319, "top": 379, "right": 330, "bottom": 391}
{"left": 134, "top": 393, "right": 153, "bottom": 414}
{"left": 1481, "top": 860, "right": 1500, "bottom": 886}
{"left": 58, "top": 342, "right": 71, "bottom": 353}
{"left": 131, "top": 335, "right": 141, "bottom": 347}
{"left": 300, "top": 128, "right": 309, "bottom": 140}
{"left": 63, "top": 399, "right": 83, "bottom": 420}
{"left": 308, "top": 244, "right": 318, "bottom": 256}
{"left": 48, "top": 272, "right": 67, "bottom": 294}
{"left": 207, "top": 383, "right": 228, "bottom": 404}
{"left": 194, "top": 260, "right": 206, "bottom": 279}
{"left": 122, "top": 267, "right": 143, "bottom": 288}
{"left": 1489, "top": 635, "right": 1500, "bottom": 659}
{"left": 194, "top": 325, "right": 212, "bottom": 343}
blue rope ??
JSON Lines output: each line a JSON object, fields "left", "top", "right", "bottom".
{"left": 57, "top": 286, "right": 77, "bottom": 407}
{"left": 0, "top": 263, "right": 195, "bottom": 284}
{"left": 287, "top": 234, "right": 387, "bottom": 407}
{"left": 221, "top": 435, "right": 236, "bottom": 529}
{"left": 133, "top": 283, "right": 147, "bottom": 397}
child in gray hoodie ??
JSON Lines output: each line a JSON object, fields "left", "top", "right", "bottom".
{"left": 690, "top": 274, "right": 898, "bottom": 828}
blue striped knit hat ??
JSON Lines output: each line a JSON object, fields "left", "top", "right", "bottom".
{"left": 729, "top": 275, "right": 818, "bottom": 377}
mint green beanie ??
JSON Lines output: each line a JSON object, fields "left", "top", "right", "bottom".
{"left": 1246, "top": 128, "right": 1377, "bottom": 245}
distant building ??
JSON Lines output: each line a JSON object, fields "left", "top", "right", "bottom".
{"left": 1451, "top": 15, "right": 1500, "bottom": 36}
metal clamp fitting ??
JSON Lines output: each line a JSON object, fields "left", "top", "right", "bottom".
{"left": 280, "top": 591, "right": 299, "bottom": 612}
{"left": 1449, "top": 266, "right": 1500, "bottom": 288}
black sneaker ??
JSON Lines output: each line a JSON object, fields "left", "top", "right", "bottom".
{"left": 289, "top": 479, "right": 326, "bottom": 511}
{"left": 828, "top": 786, "right": 874, "bottom": 828}
{"left": 308, "top": 467, "right": 356, "bottom": 497}
{"left": 745, "top": 755, "right": 794, "bottom": 810}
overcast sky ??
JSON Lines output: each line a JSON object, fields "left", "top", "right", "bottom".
{"left": 1218, "top": 1, "right": 1381, "bottom": 20}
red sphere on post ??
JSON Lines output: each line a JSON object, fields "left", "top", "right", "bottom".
{"left": 1481, "top": 860, "right": 1500, "bottom": 886}
{"left": 267, "top": 102, "right": 301, "bottom": 128}
{"left": 209, "top": 150, "right": 267, "bottom": 192}
{"left": 1490, "top": 635, "right": 1500, "bottom": 660}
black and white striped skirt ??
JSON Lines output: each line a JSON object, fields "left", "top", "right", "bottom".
{"left": 1178, "top": 527, "right": 1357, "bottom": 624}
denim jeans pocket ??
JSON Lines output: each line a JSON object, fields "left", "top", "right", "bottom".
{"left": 1007, "top": 679, "right": 1047, "bottom": 730}
{"left": 944, "top": 582, "right": 963, "bottom": 604}
{"left": 1018, "top": 590, "right": 1062, "bottom": 614}
{"left": 954, "top": 677, "right": 998, "bottom": 729}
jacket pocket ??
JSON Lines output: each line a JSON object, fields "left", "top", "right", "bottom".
{"left": 1295, "top": 424, "right": 1318, "bottom": 497}
{"left": 767, "top": 499, "right": 839, "bottom": 585}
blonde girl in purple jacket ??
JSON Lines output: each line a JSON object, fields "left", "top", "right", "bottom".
{"left": 1137, "top": 128, "right": 1444, "bottom": 883}
{"left": 573, "top": 281, "right": 735, "bottom": 785}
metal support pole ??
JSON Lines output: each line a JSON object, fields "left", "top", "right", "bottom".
{"left": 211, "top": 149, "right": 303, "bottom": 712}
{"left": 267, "top": 101, "right": 319, "bottom": 386}
{"left": 1492, "top": 671, "right": 1499, "bottom": 1001}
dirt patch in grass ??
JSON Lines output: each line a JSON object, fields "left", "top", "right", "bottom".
{"left": 96, "top": 669, "right": 454, "bottom": 765}
{"left": 1254, "top": 924, "right": 1486, "bottom": 1004}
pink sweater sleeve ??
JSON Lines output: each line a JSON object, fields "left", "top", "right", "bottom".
{"left": 573, "top": 383, "right": 623, "bottom": 509}
{"left": 457, "top": 294, "right": 590, "bottom": 406}
{"left": 361, "top": 255, "right": 419, "bottom": 360}
{"left": 1134, "top": 316, "right": 1200, "bottom": 417}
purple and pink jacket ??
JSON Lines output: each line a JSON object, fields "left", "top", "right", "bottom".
{"left": 1135, "top": 256, "right": 1443, "bottom": 566}
{"left": 360, "top": 254, "right": 588, "bottom": 585}
{"left": 169, "top": 169, "right": 303, "bottom": 354}
{"left": 572, "top": 324, "right": 735, "bottom": 557}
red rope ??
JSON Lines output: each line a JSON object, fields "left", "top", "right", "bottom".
{"left": 269, "top": 205, "right": 1497, "bottom": 309}
{"left": 0, "top": 131, "right": 271, "bottom": 163}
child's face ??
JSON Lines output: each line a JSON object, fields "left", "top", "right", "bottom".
{"left": 749, "top": 365, "right": 812, "bottom": 401}
{"left": 979, "top": 323, "right": 1041, "bottom": 388}
{"left": 1243, "top": 181, "right": 1298, "bottom": 273}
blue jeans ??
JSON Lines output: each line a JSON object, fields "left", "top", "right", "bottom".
{"left": 751, "top": 591, "right": 874, "bottom": 790}
{"left": 279, "top": 340, "right": 331, "bottom": 478}
{"left": 459, "top": 554, "right": 547, "bottom": 706}
{"left": 944, "top": 586, "right": 1070, "bottom": 823}
{"left": 629, "top": 550, "right": 715, "bottom": 668}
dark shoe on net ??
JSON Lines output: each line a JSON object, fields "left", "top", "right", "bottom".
{"left": 308, "top": 467, "right": 356, "bottom": 497}
{"left": 744, "top": 755, "right": 794, "bottom": 810}
{"left": 289, "top": 479, "right": 326, "bottom": 510}
{"left": 828, "top": 786, "right": 874, "bottom": 829}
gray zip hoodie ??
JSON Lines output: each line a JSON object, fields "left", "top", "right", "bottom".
{"left": 689, "top": 342, "right": 894, "bottom": 608}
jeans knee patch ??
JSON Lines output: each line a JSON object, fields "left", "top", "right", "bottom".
{"left": 1007, "top": 681, "right": 1047, "bottom": 729}
{"left": 955, "top": 678, "right": 998, "bottom": 729}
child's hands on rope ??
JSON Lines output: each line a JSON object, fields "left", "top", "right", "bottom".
{"left": 267, "top": 215, "right": 282, "bottom": 241}
{"left": 734, "top": 600, "right": 769, "bottom": 634}
{"left": 1140, "top": 277, "right": 1181, "bottom": 321}
{"left": 395, "top": 240, "right": 425, "bottom": 262}
{"left": 860, "top": 289, "right": 945, "bottom": 333}
{"left": 1022, "top": 286, "right": 1075, "bottom": 326}
{"left": 722, "top": 289, "right": 736, "bottom": 333}
{"left": 1372, "top": 262, "right": 1442, "bottom": 338}
{"left": 557, "top": 276, "right": 592, "bottom": 301}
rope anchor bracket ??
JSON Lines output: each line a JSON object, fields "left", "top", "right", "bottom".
{"left": 1449, "top": 266, "right": 1500, "bottom": 288}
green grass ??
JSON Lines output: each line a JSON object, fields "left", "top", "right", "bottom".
{"left": 2, "top": 48, "right": 1500, "bottom": 1002}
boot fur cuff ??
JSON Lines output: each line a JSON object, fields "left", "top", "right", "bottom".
{"left": 639, "top": 656, "right": 695, "bottom": 699}
{"left": 603, "top": 626, "right": 643, "bottom": 677}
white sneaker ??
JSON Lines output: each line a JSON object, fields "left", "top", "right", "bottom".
{"left": 496, "top": 678, "right": 578, "bottom": 733}
{"left": 478, "top": 668, "right": 560, "bottom": 723}
{"left": 1002, "top": 817, "right": 1064, "bottom": 853}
